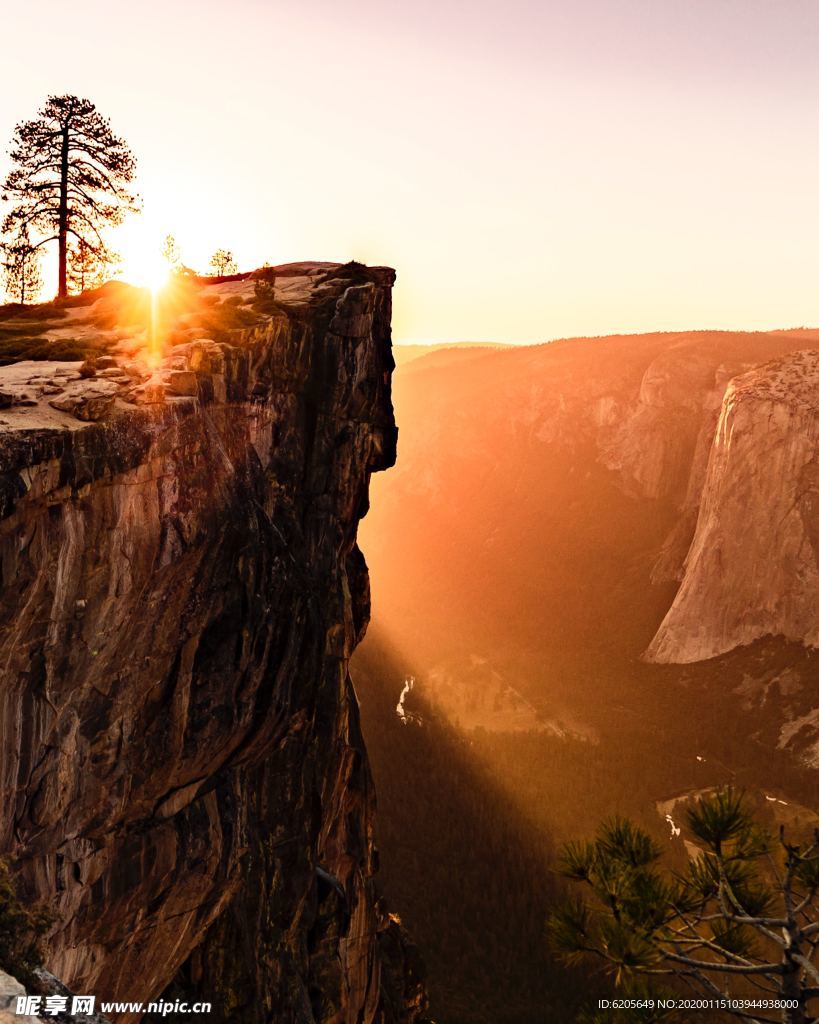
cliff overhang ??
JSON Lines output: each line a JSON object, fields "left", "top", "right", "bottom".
{"left": 0, "top": 262, "right": 428, "bottom": 1024}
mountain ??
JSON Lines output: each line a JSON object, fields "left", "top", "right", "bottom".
{"left": 352, "top": 328, "right": 819, "bottom": 1021}
{"left": 646, "top": 348, "right": 819, "bottom": 662}
{"left": 392, "top": 343, "right": 509, "bottom": 368}
{"left": 359, "top": 328, "right": 818, "bottom": 707}
{"left": 0, "top": 264, "right": 429, "bottom": 1024}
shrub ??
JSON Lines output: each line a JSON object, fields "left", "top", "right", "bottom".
{"left": 0, "top": 859, "right": 53, "bottom": 989}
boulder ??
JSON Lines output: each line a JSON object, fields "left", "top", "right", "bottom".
{"left": 166, "top": 370, "right": 198, "bottom": 396}
{"left": 49, "top": 381, "right": 119, "bottom": 422}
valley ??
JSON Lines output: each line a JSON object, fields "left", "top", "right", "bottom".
{"left": 353, "top": 331, "right": 819, "bottom": 1022}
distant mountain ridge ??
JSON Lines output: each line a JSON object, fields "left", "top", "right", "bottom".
{"left": 392, "top": 341, "right": 509, "bottom": 367}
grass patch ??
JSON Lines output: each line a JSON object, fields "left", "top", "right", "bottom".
{"left": 191, "top": 301, "right": 259, "bottom": 342}
{"left": 0, "top": 303, "right": 68, "bottom": 324}
{"left": 0, "top": 338, "right": 88, "bottom": 365}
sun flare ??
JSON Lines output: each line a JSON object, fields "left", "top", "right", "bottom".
{"left": 118, "top": 224, "right": 172, "bottom": 293}
{"left": 129, "top": 248, "right": 170, "bottom": 293}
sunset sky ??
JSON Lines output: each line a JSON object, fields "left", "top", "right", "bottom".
{"left": 2, "top": 0, "right": 819, "bottom": 342}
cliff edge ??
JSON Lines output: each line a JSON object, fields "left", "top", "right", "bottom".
{"left": 645, "top": 348, "right": 819, "bottom": 664}
{"left": 0, "top": 264, "right": 429, "bottom": 1023}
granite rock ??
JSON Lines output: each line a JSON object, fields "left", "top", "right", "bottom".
{"left": 0, "top": 263, "right": 429, "bottom": 1024}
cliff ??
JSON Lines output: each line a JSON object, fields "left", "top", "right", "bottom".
{"left": 645, "top": 348, "right": 819, "bottom": 664}
{"left": 0, "top": 264, "right": 429, "bottom": 1023}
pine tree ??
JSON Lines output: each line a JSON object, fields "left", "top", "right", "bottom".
{"left": 549, "top": 789, "right": 819, "bottom": 1024}
{"left": 161, "top": 234, "right": 181, "bottom": 271}
{"left": 1, "top": 227, "right": 43, "bottom": 305}
{"left": 1, "top": 95, "right": 138, "bottom": 299}
{"left": 67, "top": 236, "right": 119, "bottom": 294}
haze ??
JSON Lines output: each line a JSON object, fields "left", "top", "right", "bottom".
{"left": 2, "top": 0, "right": 819, "bottom": 341}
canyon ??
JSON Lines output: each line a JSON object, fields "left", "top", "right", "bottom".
{"left": 368, "top": 331, "right": 819, "bottom": 682}
{"left": 355, "top": 330, "right": 818, "bottom": 1022}
{"left": 1, "top": 271, "right": 817, "bottom": 1024}
{"left": 0, "top": 265, "right": 429, "bottom": 1024}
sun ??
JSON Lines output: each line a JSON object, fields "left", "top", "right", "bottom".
{"left": 142, "top": 254, "right": 171, "bottom": 293}
{"left": 118, "top": 225, "right": 172, "bottom": 292}
{"left": 127, "top": 246, "right": 170, "bottom": 292}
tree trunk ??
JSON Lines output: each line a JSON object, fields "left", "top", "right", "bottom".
{"left": 57, "top": 127, "right": 69, "bottom": 299}
{"left": 781, "top": 955, "right": 805, "bottom": 1024}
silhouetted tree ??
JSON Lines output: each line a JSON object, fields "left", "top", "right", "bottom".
{"left": 67, "top": 236, "right": 119, "bottom": 294}
{"left": 1, "top": 95, "right": 139, "bottom": 299}
{"left": 1, "top": 227, "right": 42, "bottom": 305}
{"left": 550, "top": 789, "right": 819, "bottom": 1024}
{"left": 209, "top": 248, "right": 237, "bottom": 276}
{"left": 162, "top": 234, "right": 181, "bottom": 271}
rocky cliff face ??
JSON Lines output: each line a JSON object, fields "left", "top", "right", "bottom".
{"left": 645, "top": 348, "right": 819, "bottom": 664}
{"left": 0, "top": 264, "right": 428, "bottom": 1024}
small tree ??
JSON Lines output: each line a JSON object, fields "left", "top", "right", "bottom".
{"left": 1, "top": 227, "right": 42, "bottom": 305}
{"left": 161, "top": 233, "right": 181, "bottom": 271}
{"left": 209, "top": 248, "right": 237, "bottom": 277}
{"left": 549, "top": 790, "right": 819, "bottom": 1024}
{"left": 2, "top": 94, "right": 139, "bottom": 298}
{"left": 253, "top": 266, "right": 278, "bottom": 313}
{"left": 67, "top": 236, "right": 119, "bottom": 294}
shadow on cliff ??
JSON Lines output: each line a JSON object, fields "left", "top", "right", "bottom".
{"left": 354, "top": 629, "right": 819, "bottom": 1024}
{"left": 352, "top": 624, "right": 599, "bottom": 1024}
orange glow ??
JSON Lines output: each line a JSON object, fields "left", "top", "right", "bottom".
{"left": 118, "top": 225, "right": 171, "bottom": 294}
{"left": 4, "top": 2, "right": 819, "bottom": 336}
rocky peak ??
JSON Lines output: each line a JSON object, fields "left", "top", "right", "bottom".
{"left": 645, "top": 349, "right": 819, "bottom": 664}
{"left": 0, "top": 263, "right": 429, "bottom": 1023}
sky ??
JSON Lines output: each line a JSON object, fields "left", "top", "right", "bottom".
{"left": 2, "top": 0, "right": 819, "bottom": 342}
